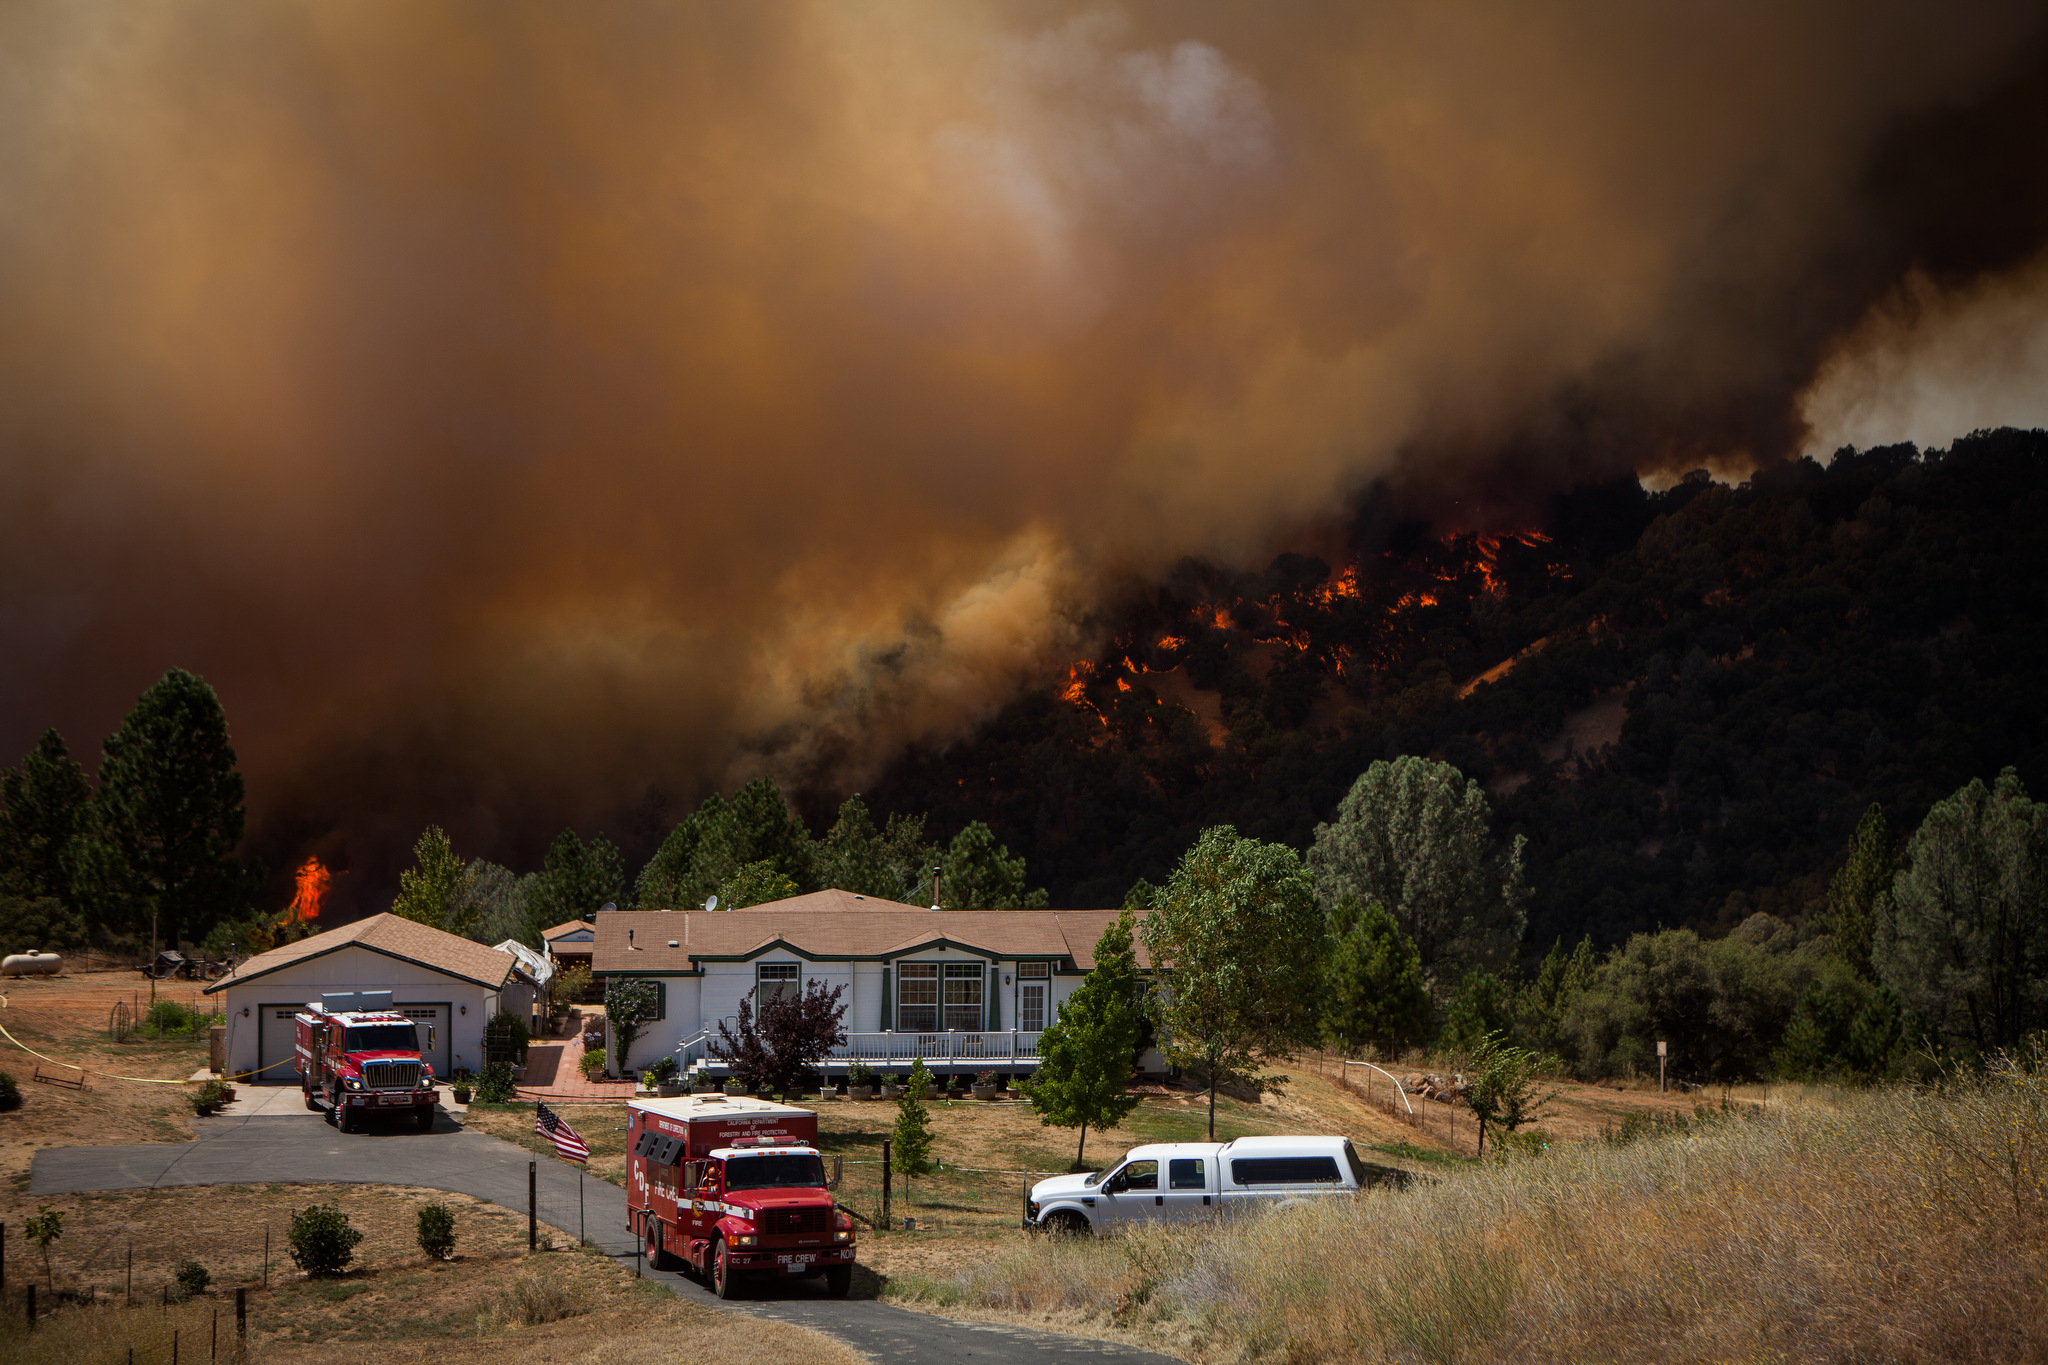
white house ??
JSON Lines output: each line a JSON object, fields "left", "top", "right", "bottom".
{"left": 589, "top": 889, "right": 1157, "bottom": 1081}
{"left": 205, "top": 913, "right": 520, "bottom": 1084}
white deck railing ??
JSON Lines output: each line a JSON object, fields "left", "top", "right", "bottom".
{"left": 683, "top": 1027, "right": 1046, "bottom": 1073}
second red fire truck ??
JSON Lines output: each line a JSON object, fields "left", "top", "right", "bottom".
{"left": 625, "top": 1094, "right": 856, "bottom": 1298}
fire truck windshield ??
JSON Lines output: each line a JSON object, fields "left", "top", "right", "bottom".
{"left": 723, "top": 1154, "right": 827, "bottom": 1190}
{"left": 343, "top": 1024, "right": 419, "bottom": 1052}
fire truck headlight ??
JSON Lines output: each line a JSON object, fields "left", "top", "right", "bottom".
{"left": 834, "top": 1229, "right": 851, "bottom": 1243}
{"left": 344, "top": 1078, "right": 363, "bottom": 1091}
{"left": 732, "top": 1234, "right": 757, "bottom": 1248}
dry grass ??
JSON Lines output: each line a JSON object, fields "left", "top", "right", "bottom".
{"left": 889, "top": 1050, "right": 2048, "bottom": 1363}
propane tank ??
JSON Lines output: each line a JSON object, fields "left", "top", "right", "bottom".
{"left": 1, "top": 952, "right": 62, "bottom": 977}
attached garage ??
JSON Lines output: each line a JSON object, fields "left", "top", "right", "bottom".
{"left": 206, "top": 914, "right": 515, "bottom": 1086}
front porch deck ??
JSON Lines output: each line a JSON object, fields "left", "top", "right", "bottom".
{"left": 681, "top": 1028, "right": 1046, "bottom": 1078}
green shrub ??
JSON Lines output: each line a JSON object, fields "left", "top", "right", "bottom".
{"left": 577, "top": 1050, "right": 606, "bottom": 1080}
{"left": 484, "top": 1011, "right": 531, "bottom": 1066}
{"left": 0, "top": 1070, "right": 20, "bottom": 1112}
{"left": 287, "top": 1202, "right": 364, "bottom": 1278}
{"left": 416, "top": 1203, "right": 456, "bottom": 1260}
{"left": 173, "top": 1260, "right": 210, "bottom": 1299}
{"left": 848, "top": 1062, "right": 877, "bottom": 1086}
{"left": 474, "top": 1062, "right": 518, "bottom": 1103}
{"left": 187, "top": 1079, "right": 230, "bottom": 1116}
{"left": 145, "top": 1000, "right": 194, "bottom": 1036}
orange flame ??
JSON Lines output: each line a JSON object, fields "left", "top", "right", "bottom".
{"left": 1156, "top": 635, "right": 1185, "bottom": 650}
{"left": 282, "top": 857, "right": 329, "bottom": 927}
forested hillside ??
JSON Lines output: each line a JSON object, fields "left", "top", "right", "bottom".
{"left": 867, "top": 428, "right": 2048, "bottom": 955}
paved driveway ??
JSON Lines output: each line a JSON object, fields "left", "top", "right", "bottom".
{"left": 33, "top": 1111, "right": 1184, "bottom": 1365}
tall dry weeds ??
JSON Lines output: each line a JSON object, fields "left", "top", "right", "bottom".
{"left": 892, "top": 1048, "right": 2048, "bottom": 1363}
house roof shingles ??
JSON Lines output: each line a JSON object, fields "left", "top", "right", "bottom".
{"left": 542, "top": 920, "right": 597, "bottom": 944}
{"left": 589, "top": 895, "right": 1147, "bottom": 975}
{"left": 205, "top": 913, "right": 518, "bottom": 995}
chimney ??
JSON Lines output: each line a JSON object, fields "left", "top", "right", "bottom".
{"left": 930, "top": 865, "right": 942, "bottom": 912}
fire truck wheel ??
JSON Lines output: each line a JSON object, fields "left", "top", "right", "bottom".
{"left": 824, "top": 1264, "right": 852, "bottom": 1298}
{"left": 338, "top": 1101, "right": 359, "bottom": 1133}
{"left": 711, "top": 1238, "right": 737, "bottom": 1299}
{"left": 303, "top": 1088, "right": 321, "bottom": 1113}
{"left": 415, "top": 1106, "right": 434, "bottom": 1132}
{"left": 645, "top": 1223, "right": 672, "bottom": 1271}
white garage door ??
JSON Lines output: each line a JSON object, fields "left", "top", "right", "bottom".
{"left": 397, "top": 1005, "right": 451, "bottom": 1078}
{"left": 257, "top": 1004, "right": 303, "bottom": 1085}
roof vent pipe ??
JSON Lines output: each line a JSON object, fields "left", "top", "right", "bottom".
{"left": 930, "top": 865, "right": 942, "bottom": 912}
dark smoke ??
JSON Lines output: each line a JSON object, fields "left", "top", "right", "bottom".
{"left": 2, "top": 1, "right": 2046, "bottom": 909}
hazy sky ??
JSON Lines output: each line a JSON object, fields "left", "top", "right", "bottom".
{"left": 2, "top": 1, "right": 2044, "bottom": 890}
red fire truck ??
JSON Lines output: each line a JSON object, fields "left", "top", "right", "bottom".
{"left": 294, "top": 1004, "right": 438, "bottom": 1133}
{"left": 625, "top": 1094, "right": 856, "bottom": 1299}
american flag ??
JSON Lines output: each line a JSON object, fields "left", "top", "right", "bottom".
{"left": 534, "top": 1102, "right": 590, "bottom": 1163}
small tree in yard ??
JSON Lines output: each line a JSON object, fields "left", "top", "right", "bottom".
{"left": 711, "top": 979, "right": 848, "bottom": 1099}
{"left": 24, "top": 1205, "right": 61, "bottom": 1286}
{"left": 1143, "top": 826, "right": 1330, "bottom": 1140}
{"left": 891, "top": 1058, "right": 936, "bottom": 1204}
{"left": 605, "top": 977, "right": 661, "bottom": 1074}
{"left": 417, "top": 1203, "right": 457, "bottom": 1260}
{"left": 173, "top": 1261, "right": 210, "bottom": 1300}
{"left": 289, "top": 1202, "right": 364, "bottom": 1278}
{"left": 1465, "top": 1031, "right": 1560, "bottom": 1160}
{"left": 1024, "top": 910, "right": 1145, "bottom": 1170}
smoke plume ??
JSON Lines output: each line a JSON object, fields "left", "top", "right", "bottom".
{"left": 3, "top": 1, "right": 2045, "bottom": 898}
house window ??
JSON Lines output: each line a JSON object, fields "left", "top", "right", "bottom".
{"left": 943, "top": 963, "right": 984, "bottom": 1031}
{"left": 756, "top": 962, "right": 799, "bottom": 1008}
{"left": 897, "top": 963, "right": 938, "bottom": 1032}
{"left": 1017, "top": 961, "right": 1049, "bottom": 978}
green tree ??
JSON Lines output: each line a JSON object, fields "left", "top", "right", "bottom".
{"left": 416, "top": 1203, "right": 456, "bottom": 1261}
{"left": 287, "top": 1202, "right": 363, "bottom": 1279}
{"left": 605, "top": 977, "right": 661, "bottom": 1074}
{"left": 1442, "top": 971, "right": 1517, "bottom": 1053}
{"left": 1517, "top": 936, "right": 1598, "bottom": 1058}
{"left": 936, "top": 821, "right": 1046, "bottom": 910}
{"left": 1464, "top": 1031, "right": 1559, "bottom": 1160}
{"left": 464, "top": 859, "right": 539, "bottom": 945}
{"left": 1143, "top": 825, "right": 1329, "bottom": 1139}
{"left": 391, "top": 825, "right": 479, "bottom": 934}
{"left": 530, "top": 829, "right": 626, "bottom": 926}
{"left": 72, "top": 668, "right": 260, "bottom": 946}
{"left": 1876, "top": 768, "right": 2048, "bottom": 1054}
{"left": 1306, "top": 755, "right": 1527, "bottom": 974}
{"left": 0, "top": 893, "right": 86, "bottom": 953}
{"left": 1826, "top": 804, "right": 1897, "bottom": 979}
{"left": 891, "top": 1057, "right": 936, "bottom": 1201}
{"left": 0, "top": 729, "right": 90, "bottom": 904}
{"left": 1323, "top": 898, "right": 1433, "bottom": 1055}
{"left": 1772, "top": 961, "right": 1916, "bottom": 1082}
{"left": 24, "top": 1205, "right": 62, "bottom": 1286}
{"left": 815, "top": 795, "right": 900, "bottom": 898}
{"left": 1024, "top": 911, "right": 1146, "bottom": 1169}
{"left": 634, "top": 778, "right": 816, "bottom": 911}
{"left": 719, "top": 859, "right": 799, "bottom": 909}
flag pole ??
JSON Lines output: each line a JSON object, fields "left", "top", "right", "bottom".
{"left": 579, "top": 1169, "right": 585, "bottom": 1246}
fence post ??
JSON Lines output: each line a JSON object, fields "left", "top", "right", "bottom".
{"left": 127, "top": 1241, "right": 133, "bottom": 1305}
{"left": 881, "top": 1139, "right": 892, "bottom": 1226}
{"left": 25, "top": 1281, "right": 34, "bottom": 1330}
{"left": 236, "top": 1287, "right": 246, "bottom": 1348}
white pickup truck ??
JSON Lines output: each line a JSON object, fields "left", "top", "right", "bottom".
{"left": 1024, "top": 1135, "right": 1380, "bottom": 1235}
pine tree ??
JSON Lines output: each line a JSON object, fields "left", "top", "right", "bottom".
{"left": 0, "top": 729, "right": 90, "bottom": 904}
{"left": 816, "top": 795, "right": 899, "bottom": 898}
{"left": 1324, "top": 899, "right": 1434, "bottom": 1055}
{"left": 890, "top": 1058, "right": 936, "bottom": 1203}
{"left": 391, "top": 825, "right": 478, "bottom": 933}
{"left": 72, "top": 668, "right": 260, "bottom": 945}
{"left": 1024, "top": 910, "right": 1146, "bottom": 1169}
{"left": 1826, "top": 804, "right": 1895, "bottom": 980}
{"left": 937, "top": 821, "right": 1046, "bottom": 910}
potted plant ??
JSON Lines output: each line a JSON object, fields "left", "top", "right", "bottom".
{"left": 451, "top": 1080, "right": 473, "bottom": 1105}
{"left": 723, "top": 1077, "right": 745, "bottom": 1096}
{"left": 649, "top": 1057, "right": 685, "bottom": 1097}
{"left": 971, "top": 1070, "right": 1002, "bottom": 1101}
{"left": 847, "top": 1062, "right": 878, "bottom": 1101}
{"left": 879, "top": 1072, "right": 902, "bottom": 1099}
{"left": 578, "top": 1050, "right": 607, "bottom": 1082}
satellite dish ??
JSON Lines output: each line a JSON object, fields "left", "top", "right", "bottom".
{"left": 705, "top": 895, "right": 719, "bottom": 913}
{"left": 600, "top": 902, "right": 618, "bottom": 915}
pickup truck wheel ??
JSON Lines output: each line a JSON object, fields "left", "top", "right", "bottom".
{"left": 824, "top": 1264, "right": 852, "bottom": 1298}
{"left": 711, "top": 1238, "right": 737, "bottom": 1299}
{"left": 1045, "top": 1210, "right": 1090, "bottom": 1238}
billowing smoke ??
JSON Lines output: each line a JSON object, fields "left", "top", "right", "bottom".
{"left": 2, "top": 1, "right": 2045, "bottom": 898}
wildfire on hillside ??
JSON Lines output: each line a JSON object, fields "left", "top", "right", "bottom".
{"left": 1054, "top": 527, "right": 1568, "bottom": 733}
